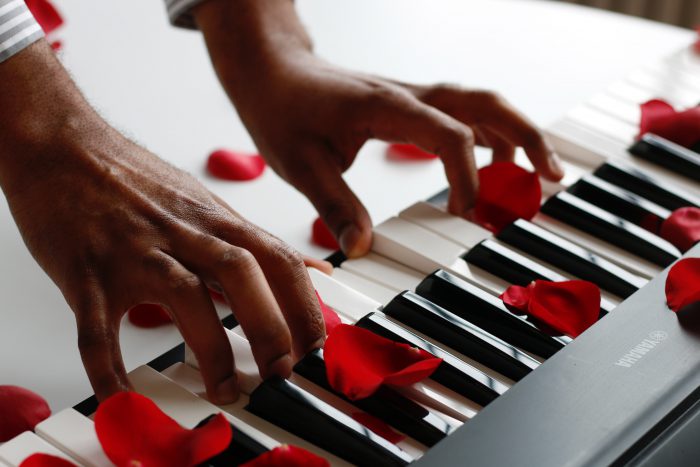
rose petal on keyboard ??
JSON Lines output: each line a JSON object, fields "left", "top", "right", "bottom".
{"left": 386, "top": 144, "right": 439, "bottom": 161}
{"left": 95, "top": 392, "right": 232, "bottom": 467}
{"left": 351, "top": 412, "right": 406, "bottom": 444}
{"left": 50, "top": 41, "right": 62, "bottom": 51}
{"left": 240, "top": 444, "right": 329, "bottom": 467}
{"left": 639, "top": 100, "right": 700, "bottom": 149}
{"left": 315, "top": 291, "right": 342, "bottom": 335}
{"left": 665, "top": 258, "right": 700, "bottom": 313}
{"left": 0, "top": 386, "right": 51, "bottom": 442}
{"left": 127, "top": 304, "right": 172, "bottom": 328}
{"left": 660, "top": 207, "right": 700, "bottom": 253}
{"left": 500, "top": 280, "right": 600, "bottom": 338}
{"left": 475, "top": 162, "right": 542, "bottom": 233}
{"left": 311, "top": 217, "right": 339, "bottom": 250}
{"left": 324, "top": 324, "right": 442, "bottom": 401}
{"left": 25, "top": 0, "right": 64, "bottom": 34}
{"left": 19, "top": 454, "right": 76, "bottom": 467}
{"left": 206, "top": 150, "right": 266, "bottom": 181}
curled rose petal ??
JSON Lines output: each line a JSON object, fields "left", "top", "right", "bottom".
{"left": 127, "top": 304, "right": 172, "bottom": 328}
{"left": 241, "top": 445, "right": 329, "bottom": 467}
{"left": 500, "top": 280, "right": 600, "bottom": 338}
{"left": 315, "top": 291, "right": 342, "bottom": 335}
{"left": 386, "top": 144, "right": 438, "bottom": 161}
{"left": 660, "top": 207, "right": 700, "bottom": 253}
{"left": 351, "top": 412, "right": 406, "bottom": 444}
{"left": 639, "top": 100, "right": 700, "bottom": 149}
{"left": 311, "top": 217, "right": 339, "bottom": 250}
{"left": 25, "top": 0, "right": 64, "bottom": 34}
{"left": 665, "top": 258, "right": 700, "bottom": 313}
{"left": 95, "top": 392, "right": 232, "bottom": 467}
{"left": 0, "top": 386, "right": 51, "bottom": 442}
{"left": 324, "top": 324, "right": 442, "bottom": 400}
{"left": 207, "top": 149, "right": 266, "bottom": 181}
{"left": 474, "top": 162, "right": 542, "bottom": 233}
{"left": 19, "top": 454, "right": 76, "bottom": 467}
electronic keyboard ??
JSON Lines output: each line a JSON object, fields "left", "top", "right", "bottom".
{"left": 2, "top": 42, "right": 700, "bottom": 467}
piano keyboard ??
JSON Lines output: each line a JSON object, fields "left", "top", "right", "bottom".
{"left": 2, "top": 43, "right": 700, "bottom": 467}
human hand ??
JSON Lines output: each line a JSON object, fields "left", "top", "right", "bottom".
{"left": 195, "top": 0, "right": 564, "bottom": 257}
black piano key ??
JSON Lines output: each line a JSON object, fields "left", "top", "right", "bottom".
{"left": 415, "top": 269, "right": 569, "bottom": 359}
{"left": 383, "top": 291, "right": 539, "bottom": 381}
{"left": 629, "top": 133, "right": 700, "bottom": 182}
{"left": 246, "top": 377, "right": 412, "bottom": 466}
{"left": 463, "top": 239, "right": 613, "bottom": 316}
{"left": 567, "top": 175, "right": 671, "bottom": 233}
{"left": 540, "top": 191, "right": 680, "bottom": 267}
{"left": 294, "top": 349, "right": 453, "bottom": 447}
{"left": 195, "top": 415, "right": 268, "bottom": 466}
{"left": 593, "top": 160, "right": 700, "bottom": 211}
{"left": 497, "top": 219, "right": 646, "bottom": 298}
{"left": 355, "top": 312, "right": 507, "bottom": 406}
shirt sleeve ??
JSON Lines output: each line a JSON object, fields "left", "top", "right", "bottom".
{"left": 164, "top": 0, "right": 207, "bottom": 29}
{"left": 0, "top": 0, "right": 43, "bottom": 64}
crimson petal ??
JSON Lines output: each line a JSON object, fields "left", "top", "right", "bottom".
{"left": 207, "top": 150, "right": 266, "bottom": 181}
{"left": 94, "top": 392, "right": 232, "bottom": 467}
{"left": 474, "top": 162, "right": 542, "bottom": 233}
{"left": 127, "top": 304, "right": 172, "bottom": 328}
{"left": 25, "top": 0, "right": 63, "bottom": 34}
{"left": 241, "top": 445, "right": 329, "bottom": 467}
{"left": 315, "top": 291, "right": 342, "bottom": 335}
{"left": 311, "top": 217, "right": 339, "bottom": 250}
{"left": 386, "top": 144, "right": 438, "bottom": 161}
{"left": 665, "top": 258, "right": 700, "bottom": 313}
{"left": 639, "top": 99, "right": 700, "bottom": 148}
{"left": 351, "top": 412, "right": 406, "bottom": 444}
{"left": 660, "top": 207, "right": 700, "bottom": 253}
{"left": 324, "top": 324, "right": 442, "bottom": 400}
{"left": 528, "top": 280, "right": 600, "bottom": 338}
{"left": 499, "top": 283, "right": 532, "bottom": 313}
{"left": 19, "top": 454, "right": 76, "bottom": 467}
{"left": 0, "top": 386, "right": 51, "bottom": 442}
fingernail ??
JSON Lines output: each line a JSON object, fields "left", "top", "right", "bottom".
{"left": 549, "top": 152, "right": 565, "bottom": 178}
{"left": 339, "top": 224, "right": 364, "bottom": 257}
{"left": 215, "top": 375, "right": 239, "bottom": 405}
{"left": 266, "top": 353, "right": 293, "bottom": 379}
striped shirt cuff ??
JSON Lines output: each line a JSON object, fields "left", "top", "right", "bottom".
{"left": 0, "top": 0, "right": 43, "bottom": 64}
{"left": 164, "top": 0, "right": 207, "bottom": 29}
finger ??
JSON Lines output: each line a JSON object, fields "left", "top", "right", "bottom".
{"left": 141, "top": 251, "right": 237, "bottom": 404}
{"left": 303, "top": 255, "right": 334, "bottom": 275}
{"left": 478, "top": 126, "right": 516, "bottom": 164}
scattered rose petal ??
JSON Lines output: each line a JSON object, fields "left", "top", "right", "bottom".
{"left": 95, "top": 392, "right": 231, "bottom": 467}
{"left": 351, "top": 412, "right": 406, "bottom": 444}
{"left": 315, "top": 291, "right": 342, "bottom": 335}
{"left": 50, "top": 40, "right": 62, "bottom": 51}
{"left": 324, "top": 324, "right": 442, "bottom": 400}
{"left": 0, "top": 386, "right": 51, "bottom": 442}
{"left": 207, "top": 150, "right": 266, "bottom": 181}
{"left": 660, "top": 207, "right": 700, "bottom": 253}
{"left": 500, "top": 280, "right": 600, "bottom": 338}
{"left": 639, "top": 99, "right": 700, "bottom": 149}
{"left": 665, "top": 258, "right": 700, "bottom": 313}
{"left": 386, "top": 144, "right": 438, "bottom": 161}
{"left": 127, "top": 304, "right": 172, "bottom": 328}
{"left": 25, "top": 0, "right": 63, "bottom": 34}
{"left": 241, "top": 445, "right": 329, "bottom": 467}
{"left": 311, "top": 217, "right": 339, "bottom": 250}
{"left": 474, "top": 162, "right": 542, "bottom": 233}
{"left": 19, "top": 454, "right": 76, "bottom": 467}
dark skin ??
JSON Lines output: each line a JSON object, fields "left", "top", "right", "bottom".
{"left": 0, "top": 0, "right": 563, "bottom": 403}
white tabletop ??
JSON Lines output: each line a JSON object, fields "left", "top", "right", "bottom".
{"left": 0, "top": 0, "right": 693, "bottom": 411}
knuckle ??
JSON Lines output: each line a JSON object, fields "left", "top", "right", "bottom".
{"left": 363, "top": 83, "right": 412, "bottom": 110}
{"left": 167, "top": 272, "right": 202, "bottom": 293}
{"left": 521, "top": 128, "right": 547, "bottom": 148}
{"left": 444, "top": 124, "right": 475, "bottom": 149}
{"left": 268, "top": 242, "right": 304, "bottom": 269}
{"left": 215, "top": 247, "right": 258, "bottom": 274}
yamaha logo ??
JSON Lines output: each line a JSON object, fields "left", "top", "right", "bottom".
{"left": 649, "top": 331, "right": 668, "bottom": 341}
{"left": 614, "top": 330, "right": 668, "bottom": 368}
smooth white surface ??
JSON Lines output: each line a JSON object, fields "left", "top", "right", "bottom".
{"left": 0, "top": 0, "right": 693, "bottom": 412}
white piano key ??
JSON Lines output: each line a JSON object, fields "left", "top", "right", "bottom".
{"left": 665, "top": 48, "right": 700, "bottom": 78}
{"left": 397, "top": 380, "right": 478, "bottom": 421}
{"left": 0, "top": 431, "right": 75, "bottom": 467}
{"left": 626, "top": 69, "right": 700, "bottom": 98}
{"left": 566, "top": 105, "right": 638, "bottom": 145}
{"left": 642, "top": 63, "right": 700, "bottom": 93}
{"left": 341, "top": 253, "right": 424, "bottom": 294}
{"left": 330, "top": 268, "right": 398, "bottom": 305}
{"left": 587, "top": 92, "right": 640, "bottom": 126}
{"left": 606, "top": 80, "right": 695, "bottom": 108}
{"left": 34, "top": 409, "right": 112, "bottom": 467}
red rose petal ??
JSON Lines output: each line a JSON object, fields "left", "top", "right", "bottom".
{"left": 0, "top": 386, "right": 51, "bottom": 442}
{"left": 315, "top": 291, "right": 342, "bottom": 335}
{"left": 241, "top": 445, "right": 329, "bottom": 467}
{"left": 324, "top": 324, "right": 442, "bottom": 400}
{"left": 95, "top": 392, "right": 231, "bottom": 467}
{"left": 660, "top": 207, "right": 700, "bottom": 253}
{"left": 50, "top": 40, "right": 62, "bottom": 51}
{"left": 19, "top": 454, "right": 76, "bottom": 467}
{"left": 665, "top": 258, "right": 700, "bottom": 313}
{"left": 311, "top": 217, "right": 339, "bottom": 250}
{"left": 351, "top": 412, "right": 406, "bottom": 444}
{"left": 639, "top": 100, "right": 700, "bottom": 149}
{"left": 206, "top": 150, "right": 266, "bottom": 181}
{"left": 499, "top": 283, "right": 532, "bottom": 313}
{"left": 474, "top": 162, "right": 542, "bottom": 233}
{"left": 127, "top": 304, "right": 172, "bottom": 328}
{"left": 386, "top": 144, "right": 438, "bottom": 161}
{"left": 25, "top": 0, "right": 63, "bottom": 34}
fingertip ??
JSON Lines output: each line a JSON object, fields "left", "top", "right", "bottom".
{"left": 339, "top": 224, "right": 372, "bottom": 258}
{"left": 303, "top": 255, "right": 334, "bottom": 275}
{"left": 213, "top": 374, "right": 239, "bottom": 405}
{"left": 546, "top": 152, "right": 565, "bottom": 181}
{"left": 262, "top": 353, "right": 293, "bottom": 380}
